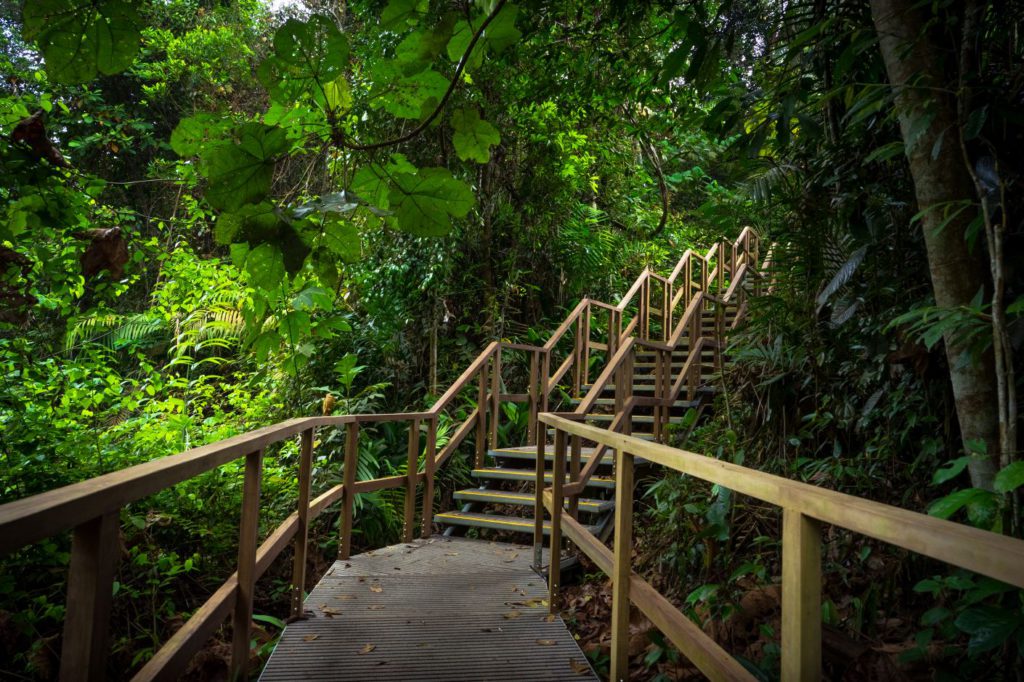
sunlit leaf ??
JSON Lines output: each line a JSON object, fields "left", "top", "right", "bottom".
{"left": 451, "top": 108, "right": 500, "bottom": 163}
{"left": 257, "top": 15, "right": 349, "bottom": 108}
{"left": 389, "top": 168, "right": 475, "bottom": 236}
{"left": 201, "top": 124, "right": 290, "bottom": 211}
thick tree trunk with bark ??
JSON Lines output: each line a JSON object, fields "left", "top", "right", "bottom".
{"left": 870, "top": 0, "right": 1000, "bottom": 488}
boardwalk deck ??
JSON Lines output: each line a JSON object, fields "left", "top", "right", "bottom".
{"left": 260, "top": 537, "right": 597, "bottom": 681}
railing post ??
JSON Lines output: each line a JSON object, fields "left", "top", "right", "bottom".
{"left": 476, "top": 362, "right": 488, "bottom": 467}
{"left": 717, "top": 242, "right": 725, "bottom": 292}
{"left": 781, "top": 509, "right": 822, "bottom": 681}
{"left": 290, "top": 430, "right": 313, "bottom": 620}
{"left": 404, "top": 418, "right": 420, "bottom": 542}
{"left": 582, "top": 304, "right": 592, "bottom": 389}
{"left": 339, "top": 423, "right": 358, "bottom": 560}
{"left": 688, "top": 310, "right": 700, "bottom": 401}
{"left": 640, "top": 274, "right": 649, "bottom": 339}
{"left": 540, "top": 350, "right": 551, "bottom": 414}
{"left": 609, "top": 449, "right": 634, "bottom": 682}
{"left": 231, "top": 449, "right": 263, "bottom": 681}
{"left": 568, "top": 434, "right": 581, "bottom": 520}
{"left": 548, "top": 428, "right": 566, "bottom": 613}
{"left": 60, "top": 511, "right": 119, "bottom": 682}
{"left": 665, "top": 281, "right": 673, "bottom": 341}
{"left": 489, "top": 350, "right": 501, "bottom": 450}
{"left": 420, "top": 416, "right": 438, "bottom": 538}
{"left": 533, "top": 420, "right": 546, "bottom": 571}
{"left": 572, "top": 312, "right": 583, "bottom": 396}
{"left": 527, "top": 350, "right": 539, "bottom": 446}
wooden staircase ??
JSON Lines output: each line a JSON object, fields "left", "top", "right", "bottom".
{"left": 435, "top": 242, "right": 750, "bottom": 538}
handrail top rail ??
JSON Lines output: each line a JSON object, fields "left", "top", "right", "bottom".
{"left": 538, "top": 413, "right": 1024, "bottom": 590}
{"left": 615, "top": 268, "right": 649, "bottom": 312}
{"left": 542, "top": 297, "right": 589, "bottom": 351}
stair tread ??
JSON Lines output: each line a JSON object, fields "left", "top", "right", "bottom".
{"left": 489, "top": 447, "right": 613, "bottom": 464}
{"left": 454, "top": 488, "right": 614, "bottom": 513}
{"left": 434, "top": 511, "right": 599, "bottom": 535}
{"left": 471, "top": 468, "right": 616, "bottom": 488}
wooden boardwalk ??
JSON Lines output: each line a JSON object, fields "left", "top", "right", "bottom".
{"left": 260, "top": 537, "right": 597, "bottom": 681}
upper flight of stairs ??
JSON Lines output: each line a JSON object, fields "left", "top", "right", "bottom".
{"left": 435, "top": 299, "right": 741, "bottom": 538}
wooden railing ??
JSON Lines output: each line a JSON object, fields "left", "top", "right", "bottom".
{"left": 535, "top": 416, "right": 1024, "bottom": 681}
{"left": 0, "top": 230, "right": 759, "bottom": 680}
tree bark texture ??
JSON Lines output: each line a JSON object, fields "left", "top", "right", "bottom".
{"left": 870, "top": 0, "right": 1000, "bottom": 488}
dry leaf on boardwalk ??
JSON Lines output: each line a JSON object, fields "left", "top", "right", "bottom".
{"left": 503, "top": 610, "right": 521, "bottom": 620}
{"left": 536, "top": 639, "right": 557, "bottom": 646}
{"left": 569, "top": 658, "right": 591, "bottom": 675}
{"left": 367, "top": 605, "right": 385, "bottom": 611}
{"left": 543, "top": 614, "right": 557, "bottom": 622}
{"left": 370, "top": 584, "right": 383, "bottom": 593}
{"left": 357, "top": 643, "right": 376, "bottom": 655}
{"left": 303, "top": 634, "right": 320, "bottom": 642}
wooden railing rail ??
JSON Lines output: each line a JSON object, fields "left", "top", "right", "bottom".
{"left": 536, "top": 415, "right": 1024, "bottom": 681}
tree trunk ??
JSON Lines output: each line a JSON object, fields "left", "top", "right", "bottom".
{"left": 870, "top": 0, "right": 1000, "bottom": 489}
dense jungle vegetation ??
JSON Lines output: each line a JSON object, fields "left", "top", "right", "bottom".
{"left": 0, "top": 0, "right": 1021, "bottom": 679}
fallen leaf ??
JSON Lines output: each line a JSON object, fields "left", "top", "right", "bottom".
{"left": 543, "top": 614, "right": 557, "bottom": 622}
{"left": 523, "top": 598, "right": 548, "bottom": 608}
{"left": 416, "top": 642, "right": 429, "bottom": 648}
{"left": 480, "top": 627, "right": 503, "bottom": 633}
{"left": 357, "top": 577, "right": 366, "bottom": 582}
{"left": 321, "top": 607, "right": 342, "bottom": 618}
{"left": 370, "top": 584, "right": 383, "bottom": 593}
{"left": 336, "top": 595, "right": 356, "bottom": 601}
{"left": 367, "top": 605, "right": 385, "bottom": 611}
{"left": 446, "top": 552, "right": 460, "bottom": 556}
{"left": 503, "top": 552, "right": 520, "bottom": 563}
{"left": 344, "top": 563, "right": 352, "bottom": 568}
{"left": 569, "top": 658, "right": 590, "bottom": 675}
{"left": 536, "top": 639, "right": 557, "bottom": 646}
{"left": 503, "top": 610, "right": 521, "bottom": 620}
{"left": 303, "top": 634, "right": 320, "bottom": 642}
{"left": 358, "top": 643, "right": 376, "bottom": 655}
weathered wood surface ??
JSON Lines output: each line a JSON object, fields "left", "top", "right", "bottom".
{"left": 260, "top": 537, "right": 596, "bottom": 681}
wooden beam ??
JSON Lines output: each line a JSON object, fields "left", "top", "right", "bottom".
{"left": 289, "top": 430, "right": 313, "bottom": 620}
{"left": 404, "top": 418, "right": 420, "bottom": 542}
{"left": 60, "top": 512, "right": 119, "bottom": 682}
{"left": 230, "top": 449, "right": 263, "bottom": 680}
{"left": 339, "top": 424, "right": 359, "bottom": 560}
{"left": 420, "top": 416, "right": 438, "bottom": 538}
{"left": 782, "top": 510, "right": 821, "bottom": 681}
{"left": 609, "top": 451, "right": 634, "bottom": 682}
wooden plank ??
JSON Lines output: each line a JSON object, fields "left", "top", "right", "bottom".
{"left": 782, "top": 509, "right": 821, "bottom": 681}
{"left": 290, "top": 430, "right": 313, "bottom": 620}
{"left": 543, "top": 297, "right": 588, "bottom": 351}
{"left": 430, "top": 342, "right": 497, "bottom": 416}
{"left": 434, "top": 407, "right": 479, "bottom": 468}
{"left": 420, "top": 416, "right": 438, "bottom": 538}
{"left": 489, "top": 352, "right": 501, "bottom": 450}
{"left": 548, "top": 429, "right": 566, "bottom": 612}
{"left": 404, "top": 418, "right": 420, "bottom": 542}
{"left": 339, "top": 424, "right": 359, "bottom": 560}
{"left": 538, "top": 415, "right": 1024, "bottom": 589}
{"left": 60, "top": 512, "right": 119, "bottom": 682}
{"left": 609, "top": 451, "right": 634, "bottom": 682}
{"left": 230, "top": 449, "right": 263, "bottom": 680}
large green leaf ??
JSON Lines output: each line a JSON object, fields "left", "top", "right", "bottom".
{"left": 954, "top": 606, "right": 1022, "bottom": 656}
{"left": 394, "top": 20, "right": 455, "bottom": 76}
{"left": 446, "top": 3, "right": 520, "bottom": 66}
{"left": 244, "top": 243, "right": 286, "bottom": 292}
{"left": 170, "top": 114, "right": 232, "bottom": 157}
{"left": 257, "top": 15, "right": 349, "bottom": 109}
{"left": 451, "top": 108, "right": 500, "bottom": 163}
{"left": 201, "top": 124, "right": 290, "bottom": 211}
{"left": 23, "top": 0, "right": 141, "bottom": 84}
{"left": 995, "top": 461, "right": 1024, "bottom": 494}
{"left": 320, "top": 218, "right": 361, "bottom": 263}
{"left": 370, "top": 64, "right": 449, "bottom": 119}
{"left": 389, "top": 168, "right": 474, "bottom": 236}
{"left": 381, "top": 0, "right": 429, "bottom": 28}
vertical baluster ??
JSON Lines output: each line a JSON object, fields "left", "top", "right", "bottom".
{"left": 717, "top": 242, "right": 725, "bottom": 292}
{"left": 290, "top": 430, "right": 313, "bottom": 620}
{"left": 782, "top": 509, "right": 822, "bottom": 681}
{"left": 404, "top": 418, "right": 420, "bottom": 542}
{"left": 688, "top": 306, "right": 699, "bottom": 401}
{"left": 666, "top": 282, "right": 674, "bottom": 341}
{"left": 609, "top": 448, "right": 634, "bottom": 682}
{"left": 60, "top": 511, "right": 119, "bottom": 682}
{"left": 540, "top": 350, "right": 551, "bottom": 414}
{"left": 572, "top": 314, "right": 583, "bottom": 397}
{"left": 582, "top": 304, "right": 592, "bottom": 389}
{"left": 339, "top": 423, "right": 359, "bottom": 559}
{"left": 527, "top": 350, "right": 539, "bottom": 445}
{"left": 231, "top": 449, "right": 263, "bottom": 680}
{"left": 489, "top": 349, "right": 501, "bottom": 450}
{"left": 476, "top": 360, "right": 487, "bottom": 467}
{"left": 568, "top": 434, "right": 581, "bottom": 520}
{"left": 421, "top": 416, "right": 438, "bottom": 538}
{"left": 533, "top": 427, "right": 546, "bottom": 571}
{"left": 548, "top": 429, "right": 566, "bottom": 613}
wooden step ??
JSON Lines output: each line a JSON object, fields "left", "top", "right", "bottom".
{"left": 570, "top": 397, "right": 699, "bottom": 408}
{"left": 488, "top": 447, "right": 612, "bottom": 465}
{"left": 471, "top": 468, "right": 616, "bottom": 489}
{"left": 453, "top": 488, "right": 614, "bottom": 513}
{"left": 434, "top": 511, "right": 598, "bottom": 535}
{"left": 546, "top": 429, "right": 656, "bottom": 442}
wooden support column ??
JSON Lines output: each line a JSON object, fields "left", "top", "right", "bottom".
{"left": 568, "top": 434, "right": 581, "bottom": 520}
{"left": 540, "top": 351, "right": 551, "bottom": 414}
{"left": 231, "top": 449, "right": 263, "bottom": 681}
{"left": 533, "top": 431, "right": 546, "bottom": 571}
{"left": 609, "top": 449, "right": 634, "bottom": 682}
{"left": 572, "top": 315, "right": 583, "bottom": 397}
{"left": 581, "top": 305, "right": 591, "bottom": 389}
{"left": 476, "top": 363, "right": 488, "bottom": 467}
{"left": 548, "top": 429, "right": 566, "bottom": 613}
{"left": 420, "top": 416, "right": 438, "bottom": 538}
{"left": 781, "top": 509, "right": 822, "bottom": 682}
{"left": 527, "top": 350, "right": 539, "bottom": 446}
{"left": 289, "top": 430, "right": 313, "bottom": 620}
{"left": 403, "top": 418, "right": 420, "bottom": 542}
{"left": 489, "top": 351, "right": 501, "bottom": 450}
{"left": 339, "top": 424, "right": 358, "bottom": 560}
{"left": 60, "top": 511, "right": 119, "bottom": 682}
